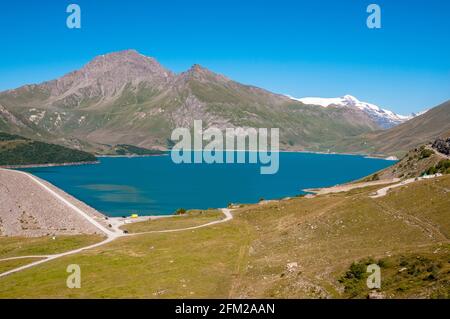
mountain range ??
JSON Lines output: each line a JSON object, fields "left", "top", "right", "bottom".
{"left": 0, "top": 49, "right": 447, "bottom": 156}
{"left": 287, "top": 94, "right": 422, "bottom": 129}
{"left": 331, "top": 100, "right": 450, "bottom": 157}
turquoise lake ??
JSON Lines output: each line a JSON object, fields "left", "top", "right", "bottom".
{"left": 22, "top": 152, "right": 395, "bottom": 217}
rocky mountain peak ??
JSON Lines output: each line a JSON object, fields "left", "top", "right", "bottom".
{"left": 181, "top": 63, "right": 229, "bottom": 83}
{"left": 74, "top": 49, "right": 173, "bottom": 83}
{"left": 87, "top": 49, "right": 163, "bottom": 72}
{"left": 40, "top": 50, "right": 175, "bottom": 101}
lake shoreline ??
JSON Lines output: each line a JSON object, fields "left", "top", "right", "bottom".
{"left": 96, "top": 153, "right": 168, "bottom": 158}
{"left": 31, "top": 153, "right": 395, "bottom": 216}
{"left": 1, "top": 150, "right": 395, "bottom": 169}
{"left": 0, "top": 160, "right": 100, "bottom": 169}
{"left": 0, "top": 154, "right": 169, "bottom": 169}
{"left": 280, "top": 150, "right": 397, "bottom": 160}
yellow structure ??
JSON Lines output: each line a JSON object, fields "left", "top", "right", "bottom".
{"left": 131, "top": 214, "right": 139, "bottom": 219}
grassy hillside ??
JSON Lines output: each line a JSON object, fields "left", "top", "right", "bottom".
{"left": 0, "top": 235, "right": 104, "bottom": 259}
{"left": 109, "top": 144, "right": 166, "bottom": 156}
{"left": 121, "top": 210, "right": 223, "bottom": 233}
{"left": 0, "top": 132, "right": 97, "bottom": 166}
{"left": 332, "top": 101, "right": 450, "bottom": 157}
{"left": 0, "top": 175, "right": 448, "bottom": 298}
{"left": 361, "top": 141, "right": 450, "bottom": 181}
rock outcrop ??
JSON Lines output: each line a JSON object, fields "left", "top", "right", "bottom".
{"left": 432, "top": 137, "right": 450, "bottom": 155}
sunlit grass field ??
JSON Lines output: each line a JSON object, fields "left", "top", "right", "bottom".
{"left": 0, "top": 235, "right": 104, "bottom": 259}
{"left": 121, "top": 210, "right": 224, "bottom": 233}
{"left": 0, "top": 176, "right": 448, "bottom": 298}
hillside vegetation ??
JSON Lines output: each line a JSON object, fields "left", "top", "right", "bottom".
{"left": 121, "top": 210, "right": 223, "bottom": 233}
{"left": 0, "top": 175, "right": 448, "bottom": 298}
{"left": 109, "top": 144, "right": 166, "bottom": 156}
{"left": 363, "top": 139, "right": 450, "bottom": 180}
{"left": 0, "top": 235, "right": 103, "bottom": 260}
{"left": 332, "top": 101, "right": 450, "bottom": 157}
{"left": 0, "top": 132, "right": 96, "bottom": 166}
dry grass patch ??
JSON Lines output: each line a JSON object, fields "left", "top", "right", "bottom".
{"left": 0, "top": 235, "right": 104, "bottom": 259}
{"left": 0, "top": 221, "right": 248, "bottom": 298}
{"left": 0, "top": 176, "right": 448, "bottom": 299}
{"left": 121, "top": 210, "right": 224, "bottom": 233}
{"left": 0, "top": 257, "right": 45, "bottom": 274}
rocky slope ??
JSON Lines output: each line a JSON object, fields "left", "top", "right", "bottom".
{"left": 330, "top": 101, "right": 450, "bottom": 157}
{"left": 363, "top": 138, "right": 450, "bottom": 181}
{"left": 0, "top": 50, "right": 385, "bottom": 152}
{"left": 432, "top": 137, "right": 450, "bottom": 156}
{"left": 0, "top": 169, "right": 103, "bottom": 237}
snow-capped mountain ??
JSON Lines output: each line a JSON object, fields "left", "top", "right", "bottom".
{"left": 287, "top": 94, "right": 422, "bottom": 129}
{"left": 410, "top": 109, "right": 429, "bottom": 118}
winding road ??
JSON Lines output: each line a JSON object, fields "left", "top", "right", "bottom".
{"left": 370, "top": 173, "right": 442, "bottom": 198}
{"left": 0, "top": 169, "right": 234, "bottom": 278}
{"left": 1, "top": 164, "right": 443, "bottom": 279}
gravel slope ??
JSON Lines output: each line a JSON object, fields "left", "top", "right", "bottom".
{"left": 0, "top": 168, "right": 109, "bottom": 237}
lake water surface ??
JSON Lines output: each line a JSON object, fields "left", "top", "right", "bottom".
{"left": 22, "top": 152, "right": 394, "bottom": 217}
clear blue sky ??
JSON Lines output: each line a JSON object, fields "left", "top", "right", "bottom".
{"left": 0, "top": 0, "right": 449, "bottom": 114}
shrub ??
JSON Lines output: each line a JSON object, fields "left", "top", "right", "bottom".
{"left": 424, "top": 159, "right": 450, "bottom": 175}
{"left": 339, "top": 262, "right": 368, "bottom": 297}
{"left": 175, "top": 208, "right": 187, "bottom": 215}
{"left": 338, "top": 257, "right": 382, "bottom": 297}
{"left": 425, "top": 166, "right": 437, "bottom": 175}
{"left": 436, "top": 159, "right": 450, "bottom": 171}
{"left": 419, "top": 149, "right": 434, "bottom": 159}
{"left": 347, "top": 262, "right": 366, "bottom": 280}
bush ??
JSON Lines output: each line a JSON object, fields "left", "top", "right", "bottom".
{"left": 347, "top": 262, "right": 366, "bottom": 280}
{"left": 425, "top": 166, "right": 437, "bottom": 175}
{"left": 424, "top": 159, "right": 450, "bottom": 175}
{"left": 175, "top": 208, "right": 187, "bottom": 215}
{"left": 419, "top": 149, "right": 434, "bottom": 159}
{"left": 339, "top": 262, "right": 369, "bottom": 297}
{"left": 338, "top": 257, "right": 380, "bottom": 297}
{"left": 436, "top": 159, "right": 450, "bottom": 171}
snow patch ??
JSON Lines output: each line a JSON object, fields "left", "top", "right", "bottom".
{"left": 286, "top": 94, "right": 425, "bottom": 129}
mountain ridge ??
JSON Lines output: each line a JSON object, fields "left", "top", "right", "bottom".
{"left": 287, "top": 94, "right": 421, "bottom": 129}
{"left": 0, "top": 50, "right": 383, "bottom": 153}
{"left": 0, "top": 49, "right": 446, "bottom": 156}
{"left": 328, "top": 100, "right": 450, "bottom": 157}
